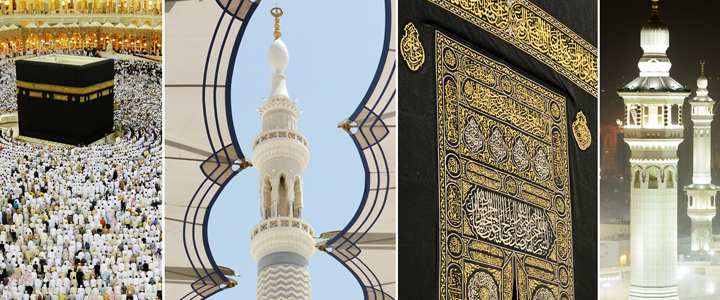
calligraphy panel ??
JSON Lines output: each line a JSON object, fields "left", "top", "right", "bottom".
{"left": 428, "top": 0, "right": 598, "bottom": 97}
{"left": 437, "top": 31, "right": 574, "bottom": 300}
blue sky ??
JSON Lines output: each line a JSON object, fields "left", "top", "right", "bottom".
{"left": 206, "top": 1, "right": 386, "bottom": 299}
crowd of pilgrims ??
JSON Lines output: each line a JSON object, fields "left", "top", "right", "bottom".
{"left": 0, "top": 54, "right": 163, "bottom": 299}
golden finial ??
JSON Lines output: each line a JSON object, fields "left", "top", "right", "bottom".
{"left": 650, "top": 0, "right": 660, "bottom": 21}
{"left": 271, "top": 6, "right": 283, "bottom": 40}
{"left": 701, "top": 60, "right": 706, "bottom": 76}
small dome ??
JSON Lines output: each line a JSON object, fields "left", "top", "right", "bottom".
{"left": 268, "top": 38, "right": 288, "bottom": 74}
{"left": 698, "top": 75, "right": 708, "bottom": 88}
{"left": 640, "top": 21, "right": 669, "bottom": 54}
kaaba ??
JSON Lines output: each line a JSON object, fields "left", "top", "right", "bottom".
{"left": 16, "top": 54, "right": 114, "bottom": 146}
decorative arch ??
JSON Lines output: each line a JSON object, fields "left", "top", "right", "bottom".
{"left": 663, "top": 166, "right": 676, "bottom": 189}
{"left": 647, "top": 166, "right": 661, "bottom": 189}
{"left": 123, "top": 33, "right": 133, "bottom": 51}
{"left": 136, "top": 34, "right": 147, "bottom": 53}
{"left": 0, "top": 38, "right": 7, "bottom": 55}
{"left": 99, "top": 32, "right": 110, "bottom": 48}
{"left": 40, "top": 33, "right": 54, "bottom": 50}
{"left": 55, "top": 33, "right": 68, "bottom": 49}
{"left": 25, "top": 33, "right": 39, "bottom": 51}
{"left": 150, "top": 35, "right": 160, "bottom": 55}
{"left": 85, "top": 32, "right": 97, "bottom": 48}
{"left": 111, "top": 33, "right": 122, "bottom": 50}
{"left": 16, "top": 0, "right": 27, "bottom": 12}
{"left": 276, "top": 170, "right": 290, "bottom": 216}
{"left": 15, "top": 34, "right": 23, "bottom": 52}
{"left": 7, "top": 36, "right": 16, "bottom": 54}
{"left": 69, "top": 32, "right": 82, "bottom": 49}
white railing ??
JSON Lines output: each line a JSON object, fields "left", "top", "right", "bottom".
{"left": 253, "top": 129, "right": 308, "bottom": 149}
{"left": 250, "top": 216, "right": 313, "bottom": 240}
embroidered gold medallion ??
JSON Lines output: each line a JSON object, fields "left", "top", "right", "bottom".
{"left": 437, "top": 31, "right": 574, "bottom": 300}
{"left": 572, "top": 111, "right": 591, "bottom": 150}
{"left": 400, "top": 22, "right": 425, "bottom": 71}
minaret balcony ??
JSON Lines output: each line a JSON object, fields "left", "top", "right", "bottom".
{"left": 623, "top": 126, "right": 683, "bottom": 139}
{"left": 253, "top": 129, "right": 308, "bottom": 150}
{"left": 251, "top": 216, "right": 314, "bottom": 240}
{"left": 687, "top": 208, "right": 716, "bottom": 216}
{"left": 249, "top": 216, "right": 316, "bottom": 263}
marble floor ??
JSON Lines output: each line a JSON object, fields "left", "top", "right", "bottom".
{"left": 600, "top": 266, "right": 720, "bottom": 299}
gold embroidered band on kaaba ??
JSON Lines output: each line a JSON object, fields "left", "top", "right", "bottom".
{"left": 16, "top": 79, "right": 114, "bottom": 95}
{"left": 436, "top": 31, "right": 574, "bottom": 300}
{"left": 429, "top": 0, "right": 598, "bottom": 97}
{"left": 21, "top": 83, "right": 113, "bottom": 102}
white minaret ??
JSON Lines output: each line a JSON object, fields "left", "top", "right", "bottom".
{"left": 619, "top": 1, "right": 690, "bottom": 299}
{"left": 684, "top": 62, "right": 719, "bottom": 254}
{"left": 249, "top": 7, "right": 315, "bottom": 300}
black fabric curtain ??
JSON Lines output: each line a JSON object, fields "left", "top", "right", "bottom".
{"left": 398, "top": 0, "right": 597, "bottom": 299}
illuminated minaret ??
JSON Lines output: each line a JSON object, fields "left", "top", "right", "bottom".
{"left": 618, "top": 1, "right": 690, "bottom": 299}
{"left": 684, "top": 62, "right": 719, "bottom": 254}
{"left": 249, "top": 7, "right": 315, "bottom": 300}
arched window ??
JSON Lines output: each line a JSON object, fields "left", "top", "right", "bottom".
{"left": 648, "top": 168, "right": 658, "bottom": 189}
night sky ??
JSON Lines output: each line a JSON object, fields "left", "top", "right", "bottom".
{"left": 601, "top": 0, "right": 720, "bottom": 238}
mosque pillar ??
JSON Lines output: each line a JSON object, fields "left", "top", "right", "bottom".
{"left": 285, "top": 176, "right": 295, "bottom": 217}
{"left": 270, "top": 178, "right": 279, "bottom": 217}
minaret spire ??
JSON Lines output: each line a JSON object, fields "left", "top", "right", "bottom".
{"left": 637, "top": 0, "right": 671, "bottom": 77}
{"left": 250, "top": 7, "right": 315, "bottom": 300}
{"left": 650, "top": 0, "right": 660, "bottom": 21}
{"left": 619, "top": 2, "right": 689, "bottom": 298}
{"left": 685, "top": 63, "right": 719, "bottom": 257}
{"left": 271, "top": 6, "right": 283, "bottom": 40}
